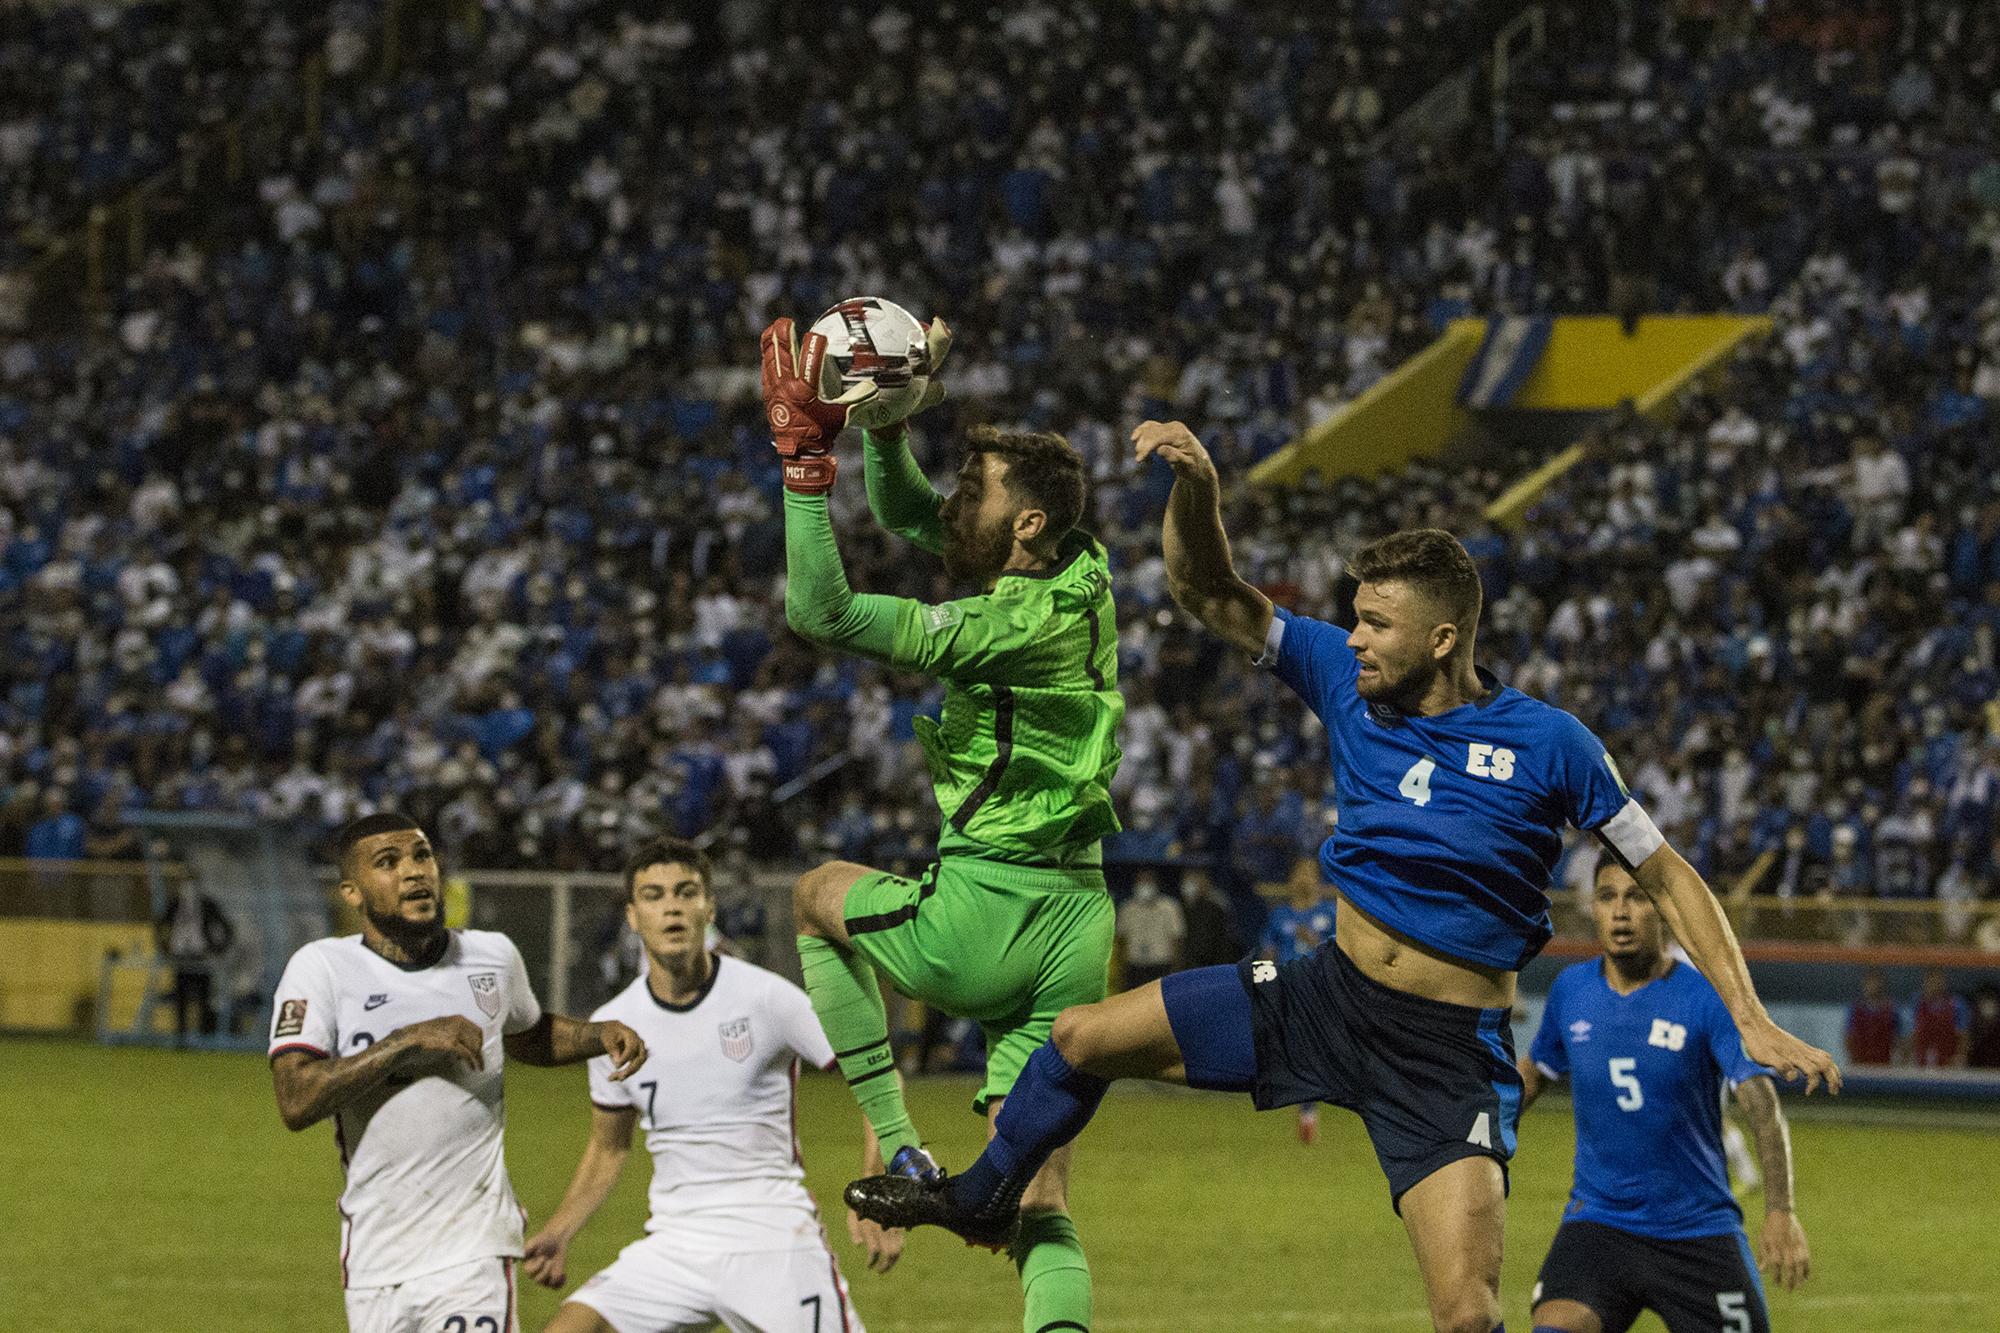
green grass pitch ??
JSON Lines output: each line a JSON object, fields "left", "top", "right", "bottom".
{"left": 3, "top": 1039, "right": 1993, "bottom": 1331}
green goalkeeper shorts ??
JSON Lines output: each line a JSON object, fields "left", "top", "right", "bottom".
{"left": 842, "top": 857, "right": 1114, "bottom": 1114}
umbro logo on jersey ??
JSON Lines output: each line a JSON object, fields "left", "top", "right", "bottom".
{"left": 364, "top": 994, "right": 389, "bottom": 1010}
{"left": 468, "top": 972, "right": 501, "bottom": 1018}
{"left": 719, "top": 1017, "right": 753, "bottom": 1062}
{"left": 1569, "top": 1019, "right": 1593, "bottom": 1043}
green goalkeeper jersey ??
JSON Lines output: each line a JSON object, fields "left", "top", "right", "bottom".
{"left": 782, "top": 431, "right": 1123, "bottom": 865}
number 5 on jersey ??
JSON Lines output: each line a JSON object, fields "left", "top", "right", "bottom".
{"left": 1609, "top": 1057, "right": 1644, "bottom": 1111}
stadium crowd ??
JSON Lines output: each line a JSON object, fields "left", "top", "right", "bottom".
{"left": 0, "top": 0, "right": 352, "bottom": 264}
{"left": 1, "top": 0, "right": 1997, "bottom": 939}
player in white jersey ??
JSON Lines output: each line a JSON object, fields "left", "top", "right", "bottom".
{"left": 270, "top": 813, "right": 647, "bottom": 1333}
{"left": 524, "top": 837, "right": 897, "bottom": 1333}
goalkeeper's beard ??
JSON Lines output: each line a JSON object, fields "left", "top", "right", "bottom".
{"left": 944, "top": 515, "right": 1013, "bottom": 584}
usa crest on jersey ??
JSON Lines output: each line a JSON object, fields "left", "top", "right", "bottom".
{"left": 468, "top": 971, "right": 501, "bottom": 1018}
{"left": 719, "top": 1017, "right": 753, "bottom": 1062}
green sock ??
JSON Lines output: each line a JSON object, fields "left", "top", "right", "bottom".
{"left": 796, "top": 934, "right": 921, "bottom": 1160}
{"left": 1012, "top": 1210, "right": 1092, "bottom": 1333}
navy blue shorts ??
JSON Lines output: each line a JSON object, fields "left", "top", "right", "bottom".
{"left": 1535, "top": 1220, "right": 1769, "bottom": 1333}
{"left": 1161, "top": 943, "right": 1521, "bottom": 1209}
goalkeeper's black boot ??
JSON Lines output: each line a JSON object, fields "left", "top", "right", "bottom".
{"left": 844, "top": 1170, "right": 1022, "bottom": 1252}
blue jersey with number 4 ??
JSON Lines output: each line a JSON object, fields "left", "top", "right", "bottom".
{"left": 1532, "top": 959, "right": 1769, "bottom": 1239}
{"left": 1265, "top": 607, "right": 1659, "bottom": 970}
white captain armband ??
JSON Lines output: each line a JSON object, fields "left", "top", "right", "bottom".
{"left": 1593, "top": 797, "right": 1666, "bottom": 871}
{"left": 1251, "top": 612, "right": 1286, "bottom": 668}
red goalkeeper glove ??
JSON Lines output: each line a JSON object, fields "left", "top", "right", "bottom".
{"left": 759, "top": 317, "right": 880, "bottom": 495}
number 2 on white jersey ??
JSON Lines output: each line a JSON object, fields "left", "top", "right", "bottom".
{"left": 1399, "top": 757, "right": 1436, "bottom": 807}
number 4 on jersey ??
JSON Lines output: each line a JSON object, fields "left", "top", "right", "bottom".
{"left": 1399, "top": 757, "right": 1436, "bottom": 806}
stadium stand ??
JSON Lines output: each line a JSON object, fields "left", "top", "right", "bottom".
{"left": 0, "top": 0, "right": 345, "bottom": 261}
{"left": 0, "top": 0, "right": 1995, "bottom": 961}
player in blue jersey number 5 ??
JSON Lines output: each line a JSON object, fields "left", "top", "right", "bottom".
{"left": 851, "top": 421, "right": 1838, "bottom": 1333}
{"left": 1520, "top": 857, "right": 1809, "bottom": 1333}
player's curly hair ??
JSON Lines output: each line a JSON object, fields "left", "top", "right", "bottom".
{"left": 965, "top": 424, "right": 1087, "bottom": 556}
{"left": 623, "top": 836, "right": 713, "bottom": 901}
{"left": 1349, "top": 528, "right": 1483, "bottom": 635}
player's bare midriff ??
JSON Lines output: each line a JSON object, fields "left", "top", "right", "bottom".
{"left": 1333, "top": 890, "right": 1517, "bottom": 1010}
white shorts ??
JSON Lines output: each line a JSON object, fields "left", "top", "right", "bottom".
{"left": 567, "top": 1233, "right": 862, "bottom": 1333}
{"left": 344, "top": 1256, "right": 519, "bottom": 1333}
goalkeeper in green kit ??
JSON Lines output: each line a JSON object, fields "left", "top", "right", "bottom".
{"left": 762, "top": 314, "right": 1121, "bottom": 1333}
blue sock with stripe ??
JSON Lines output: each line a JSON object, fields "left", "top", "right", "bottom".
{"left": 950, "top": 1042, "right": 1107, "bottom": 1211}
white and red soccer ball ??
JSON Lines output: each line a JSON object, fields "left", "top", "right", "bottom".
{"left": 809, "top": 296, "right": 932, "bottom": 427}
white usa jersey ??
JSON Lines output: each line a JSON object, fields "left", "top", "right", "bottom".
{"left": 588, "top": 955, "right": 837, "bottom": 1252}
{"left": 268, "top": 930, "right": 543, "bottom": 1288}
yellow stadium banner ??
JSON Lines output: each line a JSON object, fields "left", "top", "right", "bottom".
{"left": 1249, "top": 320, "right": 1485, "bottom": 487}
{"left": 1506, "top": 314, "right": 1771, "bottom": 412}
{"left": 1253, "top": 315, "right": 1771, "bottom": 524}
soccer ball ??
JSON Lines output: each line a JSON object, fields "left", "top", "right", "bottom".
{"left": 809, "top": 296, "right": 931, "bottom": 429}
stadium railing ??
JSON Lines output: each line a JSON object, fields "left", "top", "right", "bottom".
{"left": 7, "top": 855, "right": 1997, "bottom": 1044}
{"left": 1543, "top": 893, "right": 2000, "bottom": 957}
{"left": 1375, "top": 3, "right": 1546, "bottom": 151}
{"left": 0, "top": 856, "right": 186, "bottom": 1034}
{"left": 460, "top": 866, "right": 802, "bottom": 1020}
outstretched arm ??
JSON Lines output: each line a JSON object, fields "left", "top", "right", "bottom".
{"left": 1132, "top": 421, "right": 1272, "bottom": 658}
{"left": 1735, "top": 1075, "right": 1810, "bottom": 1290}
{"left": 505, "top": 1013, "right": 646, "bottom": 1078}
{"left": 863, "top": 425, "right": 946, "bottom": 553}
{"left": 523, "top": 1104, "right": 638, "bottom": 1289}
{"left": 783, "top": 490, "right": 1032, "bottom": 679}
{"left": 1633, "top": 843, "right": 1841, "bottom": 1092}
{"left": 785, "top": 489, "right": 930, "bottom": 658}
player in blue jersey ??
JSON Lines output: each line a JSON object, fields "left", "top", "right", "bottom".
{"left": 849, "top": 421, "right": 1838, "bottom": 1333}
{"left": 1260, "top": 857, "right": 1338, "bottom": 1144}
{"left": 1521, "top": 857, "right": 1810, "bottom": 1332}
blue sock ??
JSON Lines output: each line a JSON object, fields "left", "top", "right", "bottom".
{"left": 950, "top": 1043, "right": 1108, "bottom": 1210}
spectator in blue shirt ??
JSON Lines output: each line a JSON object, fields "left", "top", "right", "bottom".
{"left": 25, "top": 789, "right": 86, "bottom": 860}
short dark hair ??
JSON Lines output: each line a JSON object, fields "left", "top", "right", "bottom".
{"left": 965, "top": 424, "right": 1086, "bottom": 555}
{"left": 1348, "top": 528, "right": 1482, "bottom": 636}
{"left": 336, "top": 811, "right": 423, "bottom": 879}
{"left": 623, "top": 837, "right": 712, "bottom": 901}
